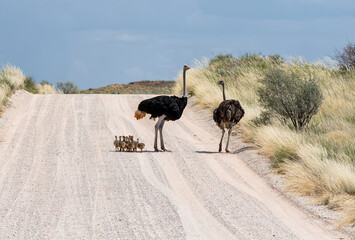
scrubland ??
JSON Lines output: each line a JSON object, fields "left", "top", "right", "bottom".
{"left": 173, "top": 55, "right": 355, "bottom": 226}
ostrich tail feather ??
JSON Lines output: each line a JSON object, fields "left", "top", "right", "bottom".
{"left": 134, "top": 110, "right": 146, "bottom": 120}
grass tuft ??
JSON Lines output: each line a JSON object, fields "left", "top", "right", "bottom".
{"left": 37, "top": 84, "right": 57, "bottom": 94}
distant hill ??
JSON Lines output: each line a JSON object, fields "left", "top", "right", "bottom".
{"left": 79, "top": 80, "right": 175, "bottom": 94}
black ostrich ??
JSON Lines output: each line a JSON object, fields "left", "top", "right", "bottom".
{"left": 134, "top": 65, "right": 191, "bottom": 152}
{"left": 213, "top": 80, "right": 244, "bottom": 153}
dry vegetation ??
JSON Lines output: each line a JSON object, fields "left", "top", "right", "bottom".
{"left": 0, "top": 65, "right": 57, "bottom": 115}
{"left": 0, "top": 65, "right": 26, "bottom": 114}
{"left": 37, "top": 83, "right": 57, "bottom": 94}
{"left": 173, "top": 54, "right": 355, "bottom": 226}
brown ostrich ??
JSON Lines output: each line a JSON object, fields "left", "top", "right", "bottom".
{"left": 213, "top": 80, "right": 244, "bottom": 153}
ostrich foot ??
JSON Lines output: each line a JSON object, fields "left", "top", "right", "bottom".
{"left": 162, "top": 148, "right": 171, "bottom": 152}
{"left": 154, "top": 148, "right": 160, "bottom": 152}
{"left": 225, "top": 149, "right": 230, "bottom": 153}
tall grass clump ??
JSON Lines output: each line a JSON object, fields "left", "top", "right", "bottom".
{"left": 0, "top": 65, "right": 25, "bottom": 91}
{"left": 173, "top": 53, "right": 355, "bottom": 226}
{"left": 37, "top": 83, "right": 57, "bottom": 94}
{"left": 0, "top": 65, "right": 26, "bottom": 113}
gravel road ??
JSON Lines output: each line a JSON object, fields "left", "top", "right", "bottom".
{"left": 0, "top": 91, "right": 350, "bottom": 239}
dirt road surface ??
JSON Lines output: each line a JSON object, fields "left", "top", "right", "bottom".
{"left": 0, "top": 92, "right": 350, "bottom": 239}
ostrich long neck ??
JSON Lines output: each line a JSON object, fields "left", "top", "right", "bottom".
{"left": 183, "top": 68, "right": 187, "bottom": 97}
{"left": 222, "top": 83, "right": 226, "bottom": 101}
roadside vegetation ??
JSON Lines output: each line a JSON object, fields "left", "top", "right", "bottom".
{"left": 0, "top": 65, "right": 57, "bottom": 115}
{"left": 0, "top": 65, "right": 25, "bottom": 114}
{"left": 173, "top": 50, "right": 355, "bottom": 226}
{"left": 56, "top": 81, "right": 79, "bottom": 94}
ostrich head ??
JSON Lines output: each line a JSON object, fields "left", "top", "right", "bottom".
{"left": 218, "top": 80, "right": 224, "bottom": 85}
{"left": 184, "top": 65, "right": 191, "bottom": 71}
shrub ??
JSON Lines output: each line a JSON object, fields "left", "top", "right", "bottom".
{"left": 56, "top": 81, "right": 79, "bottom": 94}
{"left": 258, "top": 68, "right": 323, "bottom": 130}
{"left": 40, "top": 80, "right": 53, "bottom": 86}
{"left": 252, "top": 111, "right": 272, "bottom": 126}
{"left": 24, "top": 76, "right": 39, "bottom": 94}
{"left": 335, "top": 42, "right": 355, "bottom": 70}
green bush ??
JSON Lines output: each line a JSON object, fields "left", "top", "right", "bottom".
{"left": 40, "top": 80, "right": 52, "bottom": 86}
{"left": 24, "top": 76, "right": 39, "bottom": 94}
{"left": 258, "top": 68, "right": 323, "bottom": 130}
{"left": 56, "top": 81, "right": 79, "bottom": 94}
{"left": 252, "top": 111, "right": 272, "bottom": 126}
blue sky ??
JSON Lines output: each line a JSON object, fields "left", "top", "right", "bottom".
{"left": 1, "top": 0, "right": 355, "bottom": 89}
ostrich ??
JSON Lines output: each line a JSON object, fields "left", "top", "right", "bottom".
{"left": 213, "top": 80, "right": 244, "bottom": 153}
{"left": 134, "top": 65, "right": 191, "bottom": 152}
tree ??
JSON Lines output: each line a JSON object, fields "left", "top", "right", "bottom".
{"left": 40, "top": 80, "right": 53, "bottom": 86}
{"left": 56, "top": 81, "right": 79, "bottom": 94}
{"left": 258, "top": 68, "right": 323, "bottom": 130}
{"left": 335, "top": 42, "right": 355, "bottom": 70}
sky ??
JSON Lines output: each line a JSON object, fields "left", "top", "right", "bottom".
{"left": 1, "top": 0, "right": 355, "bottom": 90}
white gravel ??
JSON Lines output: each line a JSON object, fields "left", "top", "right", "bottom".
{"left": 0, "top": 91, "right": 351, "bottom": 239}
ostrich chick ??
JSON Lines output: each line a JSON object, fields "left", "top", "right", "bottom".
{"left": 118, "top": 136, "right": 126, "bottom": 151}
{"left": 123, "top": 136, "right": 129, "bottom": 151}
{"left": 113, "top": 136, "right": 119, "bottom": 151}
{"left": 131, "top": 137, "right": 138, "bottom": 152}
{"left": 137, "top": 138, "right": 145, "bottom": 152}
{"left": 126, "top": 135, "right": 134, "bottom": 152}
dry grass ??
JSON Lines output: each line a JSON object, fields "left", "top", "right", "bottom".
{"left": 37, "top": 84, "right": 57, "bottom": 94}
{"left": 0, "top": 64, "right": 25, "bottom": 90}
{"left": 0, "top": 85, "right": 8, "bottom": 105}
{"left": 173, "top": 55, "right": 355, "bottom": 226}
{"left": 284, "top": 144, "right": 355, "bottom": 194}
{"left": 0, "top": 65, "right": 26, "bottom": 113}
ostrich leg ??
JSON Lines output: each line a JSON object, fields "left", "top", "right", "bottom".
{"left": 154, "top": 115, "right": 166, "bottom": 152}
{"left": 159, "top": 120, "right": 171, "bottom": 152}
{"left": 219, "top": 128, "right": 225, "bottom": 152}
{"left": 225, "top": 128, "right": 232, "bottom": 153}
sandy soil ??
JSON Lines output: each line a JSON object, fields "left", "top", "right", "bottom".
{"left": 0, "top": 91, "right": 351, "bottom": 239}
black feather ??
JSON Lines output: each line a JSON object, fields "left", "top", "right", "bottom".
{"left": 138, "top": 95, "right": 188, "bottom": 121}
